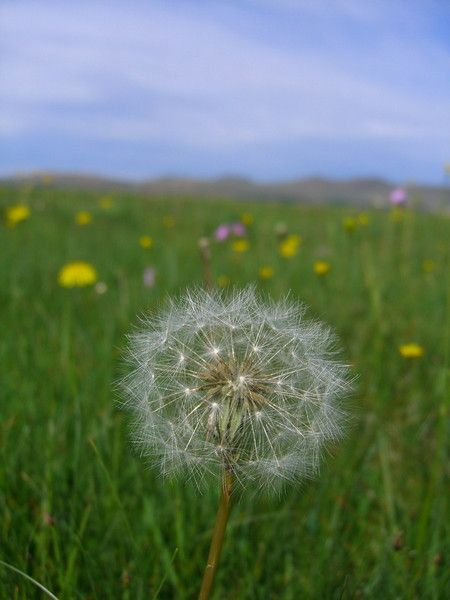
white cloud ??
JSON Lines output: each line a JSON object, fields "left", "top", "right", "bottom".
{"left": 0, "top": 1, "right": 448, "bottom": 159}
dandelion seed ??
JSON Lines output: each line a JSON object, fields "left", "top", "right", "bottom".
{"left": 120, "top": 286, "right": 351, "bottom": 491}
{"left": 95, "top": 281, "right": 108, "bottom": 294}
{"left": 143, "top": 266, "right": 156, "bottom": 288}
{"left": 274, "top": 222, "right": 288, "bottom": 240}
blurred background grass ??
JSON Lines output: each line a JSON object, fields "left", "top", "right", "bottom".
{"left": 0, "top": 185, "right": 448, "bottom": 599}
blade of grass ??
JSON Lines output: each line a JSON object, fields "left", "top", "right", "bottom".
{"left": 0, "top": 559, "right": 60, "bottom": 600}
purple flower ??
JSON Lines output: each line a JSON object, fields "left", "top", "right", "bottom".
{"left": 143, "top": 266, "right": 156, "bottom": 288}
{"left": 231, "top": 222, "right": 246, "bottom": 237}
{"left": 214, "top": 224, "right": 230, "bottom": 241}
{"left": 390, "top": 187, "right": 407, "bottom": 205}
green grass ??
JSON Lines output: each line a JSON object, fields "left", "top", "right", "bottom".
{"left": 0, "top": 185, "right": 449, "bottom": 599}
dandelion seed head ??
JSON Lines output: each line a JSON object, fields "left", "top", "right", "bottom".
{"left": 120, "top": 286, "right": 352, "bottom": 492}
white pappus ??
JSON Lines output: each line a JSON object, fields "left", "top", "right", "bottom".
{"left": 120, "top": 286, "right": 352, "bottom": 492}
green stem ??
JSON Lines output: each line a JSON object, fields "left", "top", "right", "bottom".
{"left": 198, "top": 470, "right": 233, "bottom": 600}
{"left": 198, "top": 237, "right": 213, "bottom": 290}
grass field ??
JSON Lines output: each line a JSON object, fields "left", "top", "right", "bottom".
{"left": 0, "top": 185, "right": 449, "bottom": 599}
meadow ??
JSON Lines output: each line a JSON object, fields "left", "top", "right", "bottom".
{"left": 0, "top": 184, "right": 448, "bottom": 599}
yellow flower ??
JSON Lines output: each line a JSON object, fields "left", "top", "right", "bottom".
{"left": 289, "top": 234, "right": 301, "bottom": 246}
{"left": 240, "top": 212, "right": 254, "bottom": 226}
{"left": 163, "top": 215, "right": 175, "bottom": 228}
{"left": 357, "top": 213, "right": 369, "bottom": 226}
{"left": 139, "top": 235, "right": 154, "bottom": 249}
{"left": 422, "top": 259, "right": 436, "bottom": 274}
{"left": 279, "top": 234, "right": 301, "bottom": 258}
{"left": 217, "top": 274, "right": 230, "bottom": 287}
{"left": 75, "top": 211, "right": 92, "bottom": 225}
{"left": 99, "top": 196, "right": 113, "bottom": 209}
{"left": 313, "top": 261, "right": 331, "bottom": 276}
{"left": 259, "top": 266, "right": 274, "bottom": 280}
{"left": 231, "top": 239, "right": 249, "bottom": 253}
{"left": 399, "top": 343, "right": 424, "bottom": 358}
{"left": 5, "top": 204, "right": 30, "bottom": 227}
{"left": 58, "top": 261, "right": 98, "bottom": 288}
{"left": 389, "top": 208, "right": 404, "bottom": 223}
{"left": 343, "top": 217, "right": 357, "bottom": 233}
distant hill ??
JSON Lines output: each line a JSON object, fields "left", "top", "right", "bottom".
{"left": 2, "top": 171, "right": 449, "bottom": 210}
{"left": 2, "top": 172, "right": 131, "bottom": 191}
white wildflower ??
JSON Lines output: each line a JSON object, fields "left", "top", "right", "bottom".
{"left": 120, "top": 286, "right": 351, "bottom": 492}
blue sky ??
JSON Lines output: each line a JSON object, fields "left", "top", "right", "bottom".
{"left": 1, "top": 0, "right": 449, "bottom": 182}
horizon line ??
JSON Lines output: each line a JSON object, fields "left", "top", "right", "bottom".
{"left": 2, "top": 168, "right": 449, "bottom": 188}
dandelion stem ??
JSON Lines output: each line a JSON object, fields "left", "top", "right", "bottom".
{"left": 198, "top": 469, "right": 233, "bottom": 600}
{"left": 198, "top": 237, "right": 213, "bottom": 290}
